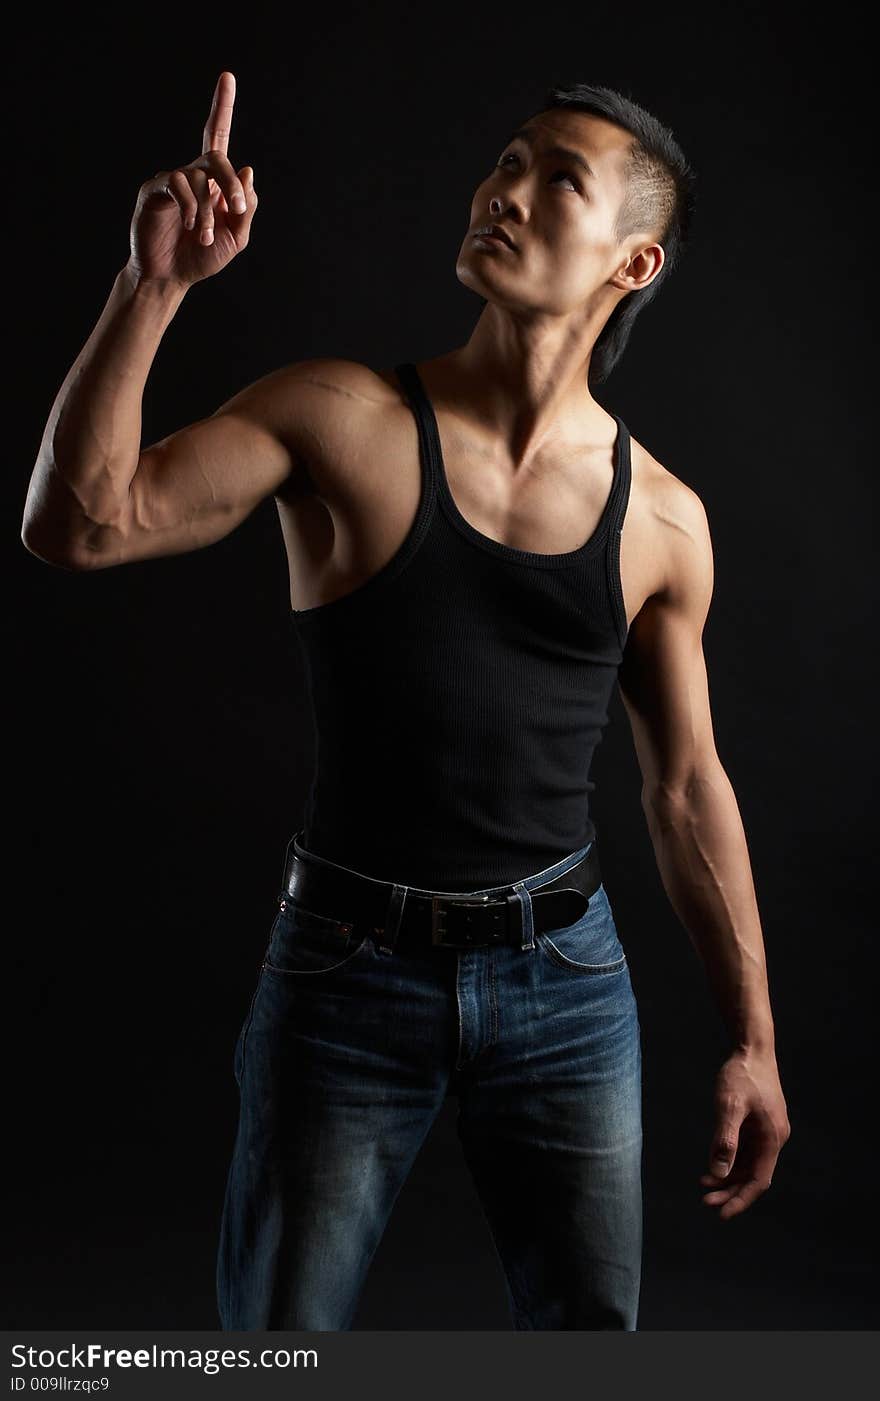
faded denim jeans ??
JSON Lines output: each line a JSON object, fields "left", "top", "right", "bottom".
{"left": 216, "top": 835, "right": 643, "bottom": 1330}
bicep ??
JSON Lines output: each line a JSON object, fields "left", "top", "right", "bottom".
{"left": 77, "top": 365, "right": 303, "bottom": 569}
{"left": 618, "top": 486, "right": 718, "bottom": 793}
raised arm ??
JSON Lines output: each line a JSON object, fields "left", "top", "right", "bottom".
{"left": 617, "top": 475, "right": 791, "bottom": 1220}
{"left": 21, "top": 70, "right": 271, "bottom": 570}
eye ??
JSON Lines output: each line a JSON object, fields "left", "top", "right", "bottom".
{"left": 496, "top": 152, "right": 580, "bottom": 191}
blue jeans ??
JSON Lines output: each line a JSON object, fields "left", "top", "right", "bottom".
{"left": 216, "top": 835, "right": 643, "bottom": 1330}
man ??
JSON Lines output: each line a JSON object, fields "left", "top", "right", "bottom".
{"left": 22, "top": 70, "right": 790, "bottom": 1331}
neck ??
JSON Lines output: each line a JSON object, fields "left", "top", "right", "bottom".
{"left": 435, "top": 305, "right": 615, "bottom": 469}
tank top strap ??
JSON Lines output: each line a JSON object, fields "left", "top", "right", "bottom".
{"left": 393, "top": 362, "right": 441, "bottom": 497}
{"left": 606, "top": 412, "right": 633, "bottom": 540}
{"left": 604, "top": 412, "right": 633, "bottom": 652}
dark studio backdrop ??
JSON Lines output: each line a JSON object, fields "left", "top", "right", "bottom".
{"left": 7, "top": 3, "right": 876, "bottom": 1330}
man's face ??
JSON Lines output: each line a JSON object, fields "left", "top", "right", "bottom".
{"left": 456, "top": 109, "right": 638, "bottom": 317}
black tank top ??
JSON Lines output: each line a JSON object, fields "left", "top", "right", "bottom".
{"left": 289, "top": 361, "right": 632, "bottom": 890}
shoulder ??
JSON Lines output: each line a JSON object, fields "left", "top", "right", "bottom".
{"left": 272, "top": 356, "right": 397, "bottom": 413}
{"left": 234, "top": 357, "right": 398, "bottom": 423}
{"left": 230, "top": 358, "right": 395, "bottom": 480}
{"left": 212, "top": 357, "right": 395, "bottom": 442}
{"left": 630, "top": 432, "right": 713, "bottom": 615}
{"left": 257, "top": 358, "right": 408, "bottom": 503}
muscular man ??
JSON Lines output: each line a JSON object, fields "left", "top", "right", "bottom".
{"left": 22, "top": 71, "right": 790, "bottom": 1331}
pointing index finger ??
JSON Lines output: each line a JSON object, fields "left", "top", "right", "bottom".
{"left": 203, "top": 70, "right": 236, "bottom": 156}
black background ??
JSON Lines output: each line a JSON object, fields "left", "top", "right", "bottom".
{"left": 8, "top": 2, "right": 876, "bottom": 1328}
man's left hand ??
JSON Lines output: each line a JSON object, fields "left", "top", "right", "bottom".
{"left": 700, "top": 1048, "right": 791, "bottom": 1220}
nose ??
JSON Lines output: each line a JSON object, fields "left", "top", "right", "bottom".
{"left": 486, "top": 187, "right": 525, "bottom": 224}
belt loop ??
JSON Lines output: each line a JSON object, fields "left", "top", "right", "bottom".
{"left": 280, "top": 834, "right": 297, "bottom": 893}
{"left": 511, "top": 881, "right": 535, "bottom": 951}
{"left": 377, "top": 883, "right": 408, "bottom": 956}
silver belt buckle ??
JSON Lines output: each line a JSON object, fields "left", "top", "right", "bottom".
{"left": 431, "top": 892, "right": 493, "bottom": 947}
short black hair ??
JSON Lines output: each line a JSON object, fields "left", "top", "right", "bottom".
{"left": 517, "top": 80, "right": 698, "bottom": 386}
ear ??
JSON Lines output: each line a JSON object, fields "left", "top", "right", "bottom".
{"left": 612, "top": 241, "right": 665, "bottom": 293}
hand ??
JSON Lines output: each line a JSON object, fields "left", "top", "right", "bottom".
{"left": 126, "top": 70, "right": 258, "bottom": 289}
{"left": 700, "top": 1048, "right": 791, "bottom": 1220}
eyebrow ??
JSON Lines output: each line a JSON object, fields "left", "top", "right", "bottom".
{"left": 504, "top": 127, "right": 597, "bottom": 180}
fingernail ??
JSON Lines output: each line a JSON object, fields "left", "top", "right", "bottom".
{"left": 233, "top": 194, "right": 246, "bottom": 212}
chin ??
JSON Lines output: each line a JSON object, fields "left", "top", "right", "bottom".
{"left": 455, "top": 252, "right": 501, "bottom": 294}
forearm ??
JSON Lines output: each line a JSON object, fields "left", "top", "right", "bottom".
{"left": 21, "top": 264, "right": 189, "bottom": 564}
{"left": 643, "top": 761, "right": 776, "bottom": 1054}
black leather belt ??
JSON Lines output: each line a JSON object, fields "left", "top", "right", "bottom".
{"left": 279, "top": 838, "right": 602, "bottom": 950}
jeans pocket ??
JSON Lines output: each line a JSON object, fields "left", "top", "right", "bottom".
{"left": 536, "top": 884, "right": 627, "bottom": 975}
{"left": 262, "top": 895, "right": 369, "bottom": 976}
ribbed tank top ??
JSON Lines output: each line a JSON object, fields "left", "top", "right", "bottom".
{"left": 288, "top": 361, "right": 632, "bottom": 891}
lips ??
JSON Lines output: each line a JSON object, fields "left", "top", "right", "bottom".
{"left": 474, "top": 224, "right": 516, "bottom": 249}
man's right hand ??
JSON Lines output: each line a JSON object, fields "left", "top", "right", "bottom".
{"left": 126, "top": 70, "right": 258, "bottom": 289}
